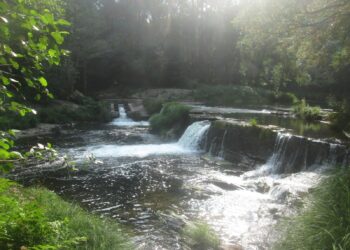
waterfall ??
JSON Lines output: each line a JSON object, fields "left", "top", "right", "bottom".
{"left": 250, "top": 132, "right": 348, "bottom": 177}
{"left": 78, "top": 121, "right": 211, "bottom": 158}
{"left": 247, "top": 133, "right": 293, "bottom": 177}
{"left": 267, "top": 133, "right": 293, "bottom": 174}
{"left": 118, "top": 104, "right": 128, "bottom": 119}
{"left": 111, "top": 104, "right": 149, "bottom": 127}
{"left": 178, "top": 121, "right": 211, "bottom": 150}
{"left": 218, "top": 130, "right": 228, "bottom": 159}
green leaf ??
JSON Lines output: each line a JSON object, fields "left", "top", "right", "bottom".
{"left": 9, "top": 58, "right": 19, "bottom": 69}
{"left": 38, "top": 77, "right": 48, "bottom": 87}
{"left": 48, "top": 49, "right": 57, "bottom": 57}
{"left": 0, "top": 140, "right": 10, "bottom": 150}
{"left": 57, "top": 19, "right": 71, "bottom": 26}
{"left": 51, "top": 31, "right": 64, "bottom": 45}
{"left": 0, "top": 149, "right": 10, "bottom": 159}
{"left": 1, "top": 76, "right": 10, "bottom": 85}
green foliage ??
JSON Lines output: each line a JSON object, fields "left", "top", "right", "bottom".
{"left": 143, "top": 99, "right": 164, "bottom": 115}
{"left": 0, "top": 178, "right": 131, "bottom": 250}
{"left": 293, "top": 99, "right": 321, "bottom": 122}
{"left": 0, "top": 0, "right": 69, "bottom": 170}
{"left": 183, "top": 222, "right": 221, "bottom": 250}
{"left": 249, "top": 118, "right": 258, "bottom": 127}
{"left": 274, "top": 168, "right": 350, "bottom": 250}
{"left": 0, "top": 112, "right": 39, "bottom": 130}
{"left": 39, "top": 98, "right": 113, "bottom": 124}
{"left": 270, "top": 92, "right": 298, "bottom": 106}
{"left": 194, "top": 85, "right": 272, "bottom": 106}
{"left": 149, "top": 102, "right": 190, "bottom": 135}
{"left": 328, "top": 99, "right": 350, "bottom": 134}
{"left": 234, "top": 0, "right": 350, "bottom": 89}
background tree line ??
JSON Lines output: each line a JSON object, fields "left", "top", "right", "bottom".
{"left": 48, "top": 0, "right": 349, "bottom": 103}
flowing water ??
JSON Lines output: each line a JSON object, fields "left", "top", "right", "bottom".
{"left": 111, "top": 104, "right": 149, "bottom": 127}
{"left": 13, "top": 105, "right": 337, "bottom": 250}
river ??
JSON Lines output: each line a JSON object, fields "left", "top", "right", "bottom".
{"left": 12, "top": 104, "right": 342, "bottom": 250}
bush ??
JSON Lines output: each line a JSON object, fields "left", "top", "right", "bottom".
{"left": 0, "top": 178, "right": 131, "bottom": 250}
{"left": 193, "top": 85, "right": 272, "bottom": 107}
{"left": 249, "top": 118, "right": 258, "bottom": 127}
{"left": 39, "top": 99, "right": 113, "bottom": 124}
{"left": 270, "top": 92, "right": 299, "bottom": 105}
{"left": 183, "top": 222, "right": 221, "bottom": 250}
{"left": 328, "top": 99, "right": 350, "bottom": 134}
{"left": 143, "top": 99, "right": 163, "bottom": 115}
{"left": 149, "top": 102, "right": 190, "bottom": 135}
{"left": 0, "top": 112, "right": 39, "bottom": 130}
{"left": 292, "top": 99, "right": 321, "bottom": 122}
{"left": 274, "top": 168, "right": 350, "bottom": 250}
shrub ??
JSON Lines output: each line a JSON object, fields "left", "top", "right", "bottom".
{"left": 0, "top": 112, "right": 39, "bottom": 130}
{"left": 270, "top": 92, "right": 299, "bottom": 105}
{"left": 193, "top": 85, "right": 272, "bottom": 107}
{"left": 274, "top": 168, "right": 350, "bottom": 250}
{"left": 0, "top": 178, "right": 131, "bottom": 250}
{"left": 249, "top": 118, "right": 258, "bottom": 127}
{"left": 143, "top": 99, "right": 163, "bottom": 115}
{"left": 183, "top": 222, "right": 221, "bottom": 250}
{"left": 292, "top": 99, "right": 321, "bottom": 122}
{"left": 39, "top": 99, "right": 112, "bottom": 124}
{"left": 149, "top": 102, "right": 190, "bottom": 135}
{"left": 328, "top": 99, "right": 350, "bottom": 134}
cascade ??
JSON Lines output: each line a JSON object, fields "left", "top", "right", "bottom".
{"left": 111, "top": 104, "right": 149, "bottom": 127}
{"left": 256, "top": 133, "right": 348, "bottom": 175}
{"left": 218, "top": 130, "right": 228, "bottom": 158}
{"left": 177, "top": 121, "right": 210, "bottom": 150}
{"left": 266, "top": 133, "right": 293, "bottom": 174}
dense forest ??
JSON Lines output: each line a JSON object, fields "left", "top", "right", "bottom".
{"left": 1, "top": 0, "right": 350, "bottom": 249}
{"left": 52, "top": 0, "right": 350, "bottom": 98}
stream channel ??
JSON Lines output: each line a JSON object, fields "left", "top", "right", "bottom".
{"left": 11, "top": 104, "right": 350, "bottom": 250}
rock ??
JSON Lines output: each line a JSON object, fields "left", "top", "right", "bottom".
{"left": 15, "top": 123, "right": 62, "bottom": 139}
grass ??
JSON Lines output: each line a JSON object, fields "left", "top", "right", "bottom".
{"left": 143, "top": 98, "right": 164, "bottom": 115}
{"left": 183, "top": 222, "right": 221, "bottom": 250}
{"left": 149, "top": 102, "right": 190, "bottom": 136}
{"left": 274, "top": 168, "right": 350, "bottom": 250}
{"left": 0, "top": 178, "right": 132, "bottom": 250}
{"left": 292, "top": 98, "right": 321, "bottom": 122}
{"left": 249, "top": 118, "right": 258, "bottom": 127}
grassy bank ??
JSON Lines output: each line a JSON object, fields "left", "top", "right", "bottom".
{"left": 149, "top": 102, "right": 190, "bottom": 137}
{"left": 0, "top": 178, "right": 131, "bottom": 250}
{"left": 274, "top": 168, "right": 350, "bottom": 250}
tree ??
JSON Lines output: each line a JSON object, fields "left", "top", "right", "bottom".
{"left": 0, "top": 0, "right": 69, "bottom": 171}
